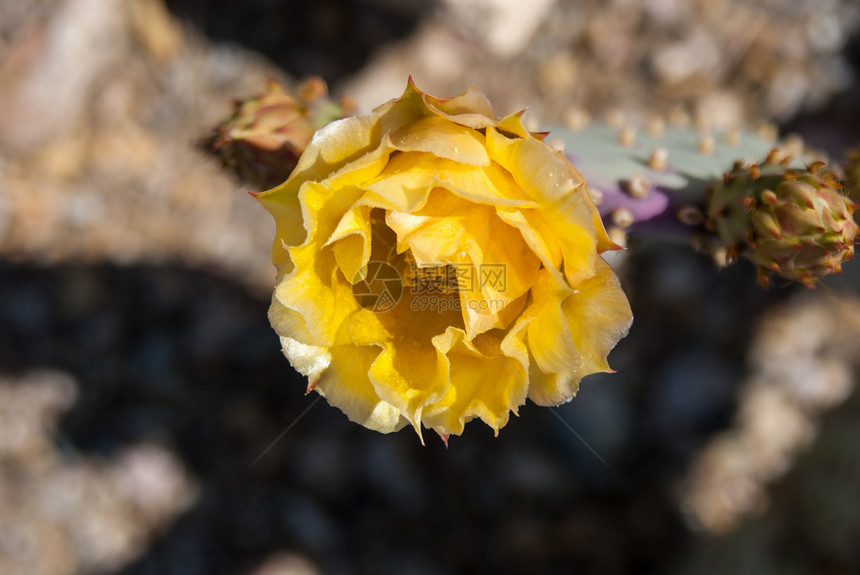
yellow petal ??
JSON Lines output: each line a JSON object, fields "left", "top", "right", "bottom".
{"left": 326, "top": 204, "right": 373, "bottom": 283}
{"left": 359, "top": 252, "right": 477, "bottom": 433}
{"left": 540, "top": 191, "right": 600, "bottom": 286}
{"left": 484, "top": 128, "right": 612, "bottom": 284}
{"left": 467, "top": 208, "right": 541, "bottom": 303}
{"left": 362, "top": 152, "right": 440, "bottom": 213}
{"left": 584, "top": 184, "right": 619, "bottom": 253}
{"left": 274, "top": 293, "right": 405, "bottom": 434}
{"left": 386, "top": 206, "right": 466, "bottom": 264}
{"left": 302, "top": 144, "right": 391, "bottom": 242}
{"left": 275, "top": 242, "right": 358, "bottom": 346}
{"left": 422, "top": 83, "right": 498, "bottom": 129}
{"left": 320, "top": 140, "right": 393, "bottom": 190}
{"left": 280, "top": 336, "right": 331, "bottom": 385}
{"left": 496, "top": 207, "right": 562, "bottom": 271}
{"left": 496, "top": 111, "right": 532, "bottom": 139}
{"left": 561, "top": 258, "right": 633, "bottom": 378}
{"left": 526, "top": 259, "right": 633, "bottom": 406}
{"left": 340, "top": 307, "right": 391, "bottom": 347}
{"left": 253, "top": 183, "right": 304, "bottom": 274}
{"left": 290, "top": 114, "right": 383, "bottom": 184}
{"left": 390, "top": 115, "right": 490, "bottom": 166}
{"left": 422, "top": 327, "right": 528, "bottom": 436}
{"left": 386, "top": 188, "right": 541, "bottom": 337}
{"left": 375, "top": 78, "right": 434, "bottom": 136}
{"left": 315, "top": 344, "right": 407, "bottom": 433}
{"left": 454, "top": 225, "right": 541, "bottom": 337}
{"left": 368, "top": 338, "right": 450, "bottom": 435}
{"left": 390, "top": 188, "right": 540, "bottom": 295}
{"left": 485, "top": 127, "right": 584, "bottom": 203}
{"left": 523, "top": 267, "right": 581, "bottom": 376}
{"left": 485, "top": 126, "right": 619, "bottom": 255}
{"left": 269, "top": 295, "right": 316, "bottom": 344}
{"left": 527, "top": 366, "right": 577, "bottom": 407}
{"left": 255, "top": 145, "right": 390, "bottom": 275}
{"left": 365, "top": 151, "right": 536, "bottom": 212}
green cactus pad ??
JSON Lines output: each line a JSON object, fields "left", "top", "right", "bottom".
{"left": 546, "top": 122, "right": 801, "bottom": 239}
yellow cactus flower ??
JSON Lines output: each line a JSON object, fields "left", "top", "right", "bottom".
{"left": 254, "top": 79, "right": 632, "bottom": 441}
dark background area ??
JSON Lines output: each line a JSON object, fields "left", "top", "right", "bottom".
{"left": 163, "top": 0, "right": 436, "bottom": 83}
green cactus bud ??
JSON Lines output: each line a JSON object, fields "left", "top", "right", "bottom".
{"left": 705, "top": 153, "right": 794, "bottom": 263}
{"left": 709, "top": 156, "right": 858, "bottom": 287}
{"left": 207, "top": 77, "right": 353, "bottom": 190}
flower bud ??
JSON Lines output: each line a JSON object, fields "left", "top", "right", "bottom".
{"left": 208, "top": 77, "right": 352, "bottom": 189}
{"left": 707, "top": 156, "right": 858, "bottom": 287}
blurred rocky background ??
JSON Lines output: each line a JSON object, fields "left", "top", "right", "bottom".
{"left": 1, "top": 0, "right": 860, "bottom": 574}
